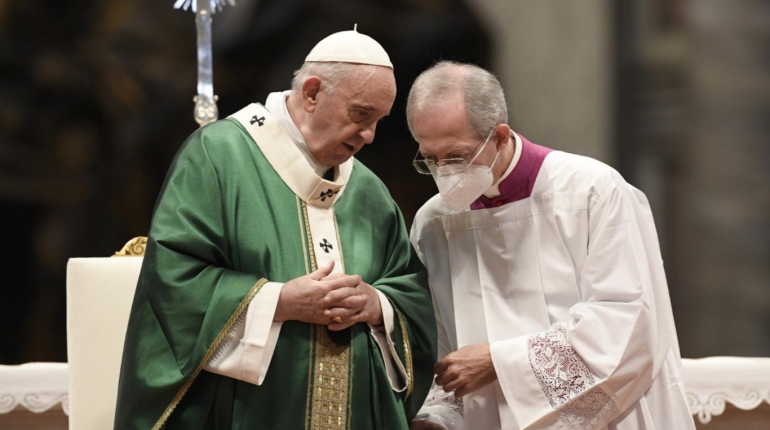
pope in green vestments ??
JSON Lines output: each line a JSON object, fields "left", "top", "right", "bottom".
{"left": 114, "top": 30, "right": 437, "bottom": 430}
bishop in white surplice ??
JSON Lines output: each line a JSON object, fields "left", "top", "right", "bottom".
{"left": 406, "top": 61, "right": 695, "bottom": 430}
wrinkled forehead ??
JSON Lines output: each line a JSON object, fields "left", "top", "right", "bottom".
{"left": 413, "top": 99, "right": 476, "bottom": 154}
{"left": 337, "top": 66, "right": 396, "bottom": 105}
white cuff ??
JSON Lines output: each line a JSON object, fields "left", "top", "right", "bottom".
{"left": 204, "top": 281, "right": 284, "bottom": 386}
{"left": 417, "top": 407, "right": 464, "bottom": 430}
{"left": 490, "top": 335, "right": 555, "bottom": 429}
{"left": 368, "top": 290, "right": 408, "bottom": 392}
{"left": 418, "top": 383, "right": 465, "bottom": 430}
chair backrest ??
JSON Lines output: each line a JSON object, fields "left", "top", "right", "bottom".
{"left": 66, "top": 257, "right": 143, "bottom": 430}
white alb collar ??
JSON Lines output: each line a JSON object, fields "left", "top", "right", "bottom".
{"left": 264, "top": 90, "right": 329, "bottom": 177}
{"left": 228, "top": 103, "right": 353, "bottom": 208}
{"left": 483, "top": 131, "right": 522, "bottom": 198}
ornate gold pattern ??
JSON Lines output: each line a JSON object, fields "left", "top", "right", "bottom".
{"left": 301, "top": 202, "right": 318, "bottom": 272}
{"left": 309, "top": 325, "right": 351, "bottom": 430}
{"left": 303, "top": 199, "right": 316, "bottom": 430}
{"left": 305, "top": 321, "right": 316, "bottom": 430}
{"left": 301, "top": 201, "right": 352, "bottom": 430}
{"left": 297, "top": 196, "right": 310, "bottom": 275}
{"left": 303, "top": 197, "right": 316, "bottom": 430}
{"left": 151, "top": 278, "right": 268, "bottom": 430}
{"left": 332, "top": 209, "right": 346, "bottom": 274}
{"left": 113, "top": 237, "right": 148, "bottom": 257}
{"left": 394, "top": 305, "right": 414, "bottom": 399}
{"left": 347, "top": 339, "right": 354, "bottom": 430}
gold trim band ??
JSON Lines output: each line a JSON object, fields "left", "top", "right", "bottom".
{"left": 297, "top": 196, "right": 310, "bottom": 275}
{"left": 332, "top": 209, "right": 346, "bottom": 274}
{"left": 393, "top": 305, "right": 414, "bottom": 399}
{"left": 301, "top": 202, "right": 318, "bottom": 272}
{"left": 303, "top": 201, "right": 352, "bottom": 430}
{"left": 309, "top": 325, "right": 351, "bottom": 430}
{"left": 151, "top": 278, "right": 269, "bottom": 430}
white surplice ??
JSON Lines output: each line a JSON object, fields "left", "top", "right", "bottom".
{"left": 411, "top": 150, "right": 695, "bottom": 430}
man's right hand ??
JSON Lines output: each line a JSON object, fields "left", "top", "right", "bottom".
{"left": 274, "top": 261, "right": 361, "bottom": 325}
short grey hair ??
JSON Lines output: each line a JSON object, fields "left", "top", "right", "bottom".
{"left": 407, "top": 61, "right": 508, "bottom": 139}
{"left": 291, "top": 62, "right": 375, "bottom": 95}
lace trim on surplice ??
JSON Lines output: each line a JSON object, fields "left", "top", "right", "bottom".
{"left": 528, "top": 323, "right": 619, "bottom": 430}
{"left": 423, "top": 383, "right": 464, "bottom": 416}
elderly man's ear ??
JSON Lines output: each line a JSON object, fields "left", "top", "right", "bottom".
{"left": 301, "top": 77, "right": 323, "bottom": 112}
{"left": 493, "top": 124, "right": 511, "bottom": 150}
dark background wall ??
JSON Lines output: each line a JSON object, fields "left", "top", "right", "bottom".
{"left": 1, "top": 0, "right": 768, "bottom": 364}
{"left": 0, "top": 0, "right": 491, "bottom": 363}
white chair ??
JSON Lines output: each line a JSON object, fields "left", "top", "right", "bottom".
{"left": 66, "top": 238, "right": 145, "bottom": 430}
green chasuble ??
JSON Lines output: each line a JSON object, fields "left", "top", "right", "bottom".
{"left": 114, "top": 103, "right": 437, "bottom": 430}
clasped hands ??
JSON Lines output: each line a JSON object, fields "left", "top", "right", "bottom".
{"left": 274, "top": 261, "right": 383, "bottom": 330}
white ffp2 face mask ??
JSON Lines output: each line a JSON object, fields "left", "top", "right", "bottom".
{"left": 433, "top": 131, "right": 500, "bottom": 211}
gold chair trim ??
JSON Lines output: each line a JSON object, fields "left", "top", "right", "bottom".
{"left": 113, "top": 237, "right": 148, "bottom": 257}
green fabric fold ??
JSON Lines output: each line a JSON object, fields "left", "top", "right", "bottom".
{"left": 114, "top": 119, "right": 437, "bottom": 430}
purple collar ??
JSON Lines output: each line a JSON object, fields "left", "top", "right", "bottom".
{"left": 471, "top": 134, "right": 553, "bottom": 210}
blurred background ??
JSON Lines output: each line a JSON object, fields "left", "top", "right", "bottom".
{"left": 0, "top": 0, "right": 768, "bottom": 364}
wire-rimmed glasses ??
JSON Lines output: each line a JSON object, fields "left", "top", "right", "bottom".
{"left": 412, "top": 135, "right": 489, "bottom": 176}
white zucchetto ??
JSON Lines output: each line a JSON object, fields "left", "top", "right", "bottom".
{"left": 305, "top": 25, "right": 393, "bottom": 69}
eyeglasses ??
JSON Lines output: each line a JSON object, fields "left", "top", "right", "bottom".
{"left": 412, "top": 131, "right": 493, "bottom": 176}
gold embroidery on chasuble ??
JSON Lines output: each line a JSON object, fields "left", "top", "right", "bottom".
{"left": 230, "top": 104, "right": 355, "bottom": 430}
{"left": 310, "top": 324, "right": 352, "bottom": 430}
{"left": 302, "top": 202, "right": 353, "bottom": 430}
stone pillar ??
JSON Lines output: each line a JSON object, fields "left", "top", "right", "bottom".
{"left": 466, "top": 0, "right": 615, "bottom": 163}
{"left": 672, "top": 0, "right": 770, "bottom": 356}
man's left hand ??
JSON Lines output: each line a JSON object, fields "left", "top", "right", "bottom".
{"left": 322, "top": 275, "right": 383, "bottom": 330}
{"left": 434, "top": 343, "right": 497, "bottom": 398}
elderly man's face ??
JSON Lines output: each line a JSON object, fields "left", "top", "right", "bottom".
{"left": 412, "top": 92, "right": 498, "bottom": 168}
{"left": 303, "top": 66, "right": 396, "bottom": 167}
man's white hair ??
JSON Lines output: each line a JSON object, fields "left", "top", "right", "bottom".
{"left": 407, "top": 61, "right": 508, "bottom": 139}
{"left": 291, "top": 62, "right": 375, "bottom": 95}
